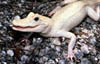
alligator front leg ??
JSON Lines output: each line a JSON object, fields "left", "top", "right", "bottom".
{"left": 49, "top": 0, "right": 78, "bottom": 16}
{"left": 87, "top": 5, "right": 100, "bottom": 21}
{"left": 55, "top": 30, "right": 76, "bottom": 60}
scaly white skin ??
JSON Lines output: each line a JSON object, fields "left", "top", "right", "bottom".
{"left": 49, "top": 1, "right": 100, "bottom": 60}
{"left": 12, "top": 1, "right": 100, "bottom": 61}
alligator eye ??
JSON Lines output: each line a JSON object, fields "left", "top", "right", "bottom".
{"left": 34, "top": 17, "right": 39, "bottom": 21}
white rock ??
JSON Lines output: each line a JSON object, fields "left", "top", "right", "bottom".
{"left": 7, "top": 49, "right": 14, "bottom": 56}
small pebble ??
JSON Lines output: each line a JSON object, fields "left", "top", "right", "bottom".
{"left": 42, "top": 56, "right": 48, "bottom": 62}
{"left": 24, "top": 45, "right": 34, "bottom": 51}
{"left": 21, "top": 0, "right": 25, "bottom": 3}
{"left": 7, "top": 49, "right": 14, "bottom": 57}
{"left": 50, "top": 44, "right": 55, "bottom": 48}
{"left": 39, "top": 58, "right": 44, "bottom": 64}
{"left": 21, "top": 55, "right": 29, "bottom": 63}
{"left": 95, "top": 57, "right": 98, "bottom": 61}
{"left": 82, "top": 29, "right": 88, "bottom": 33}
{"left": 37, "top": 37, "right": 43, "bottom": 43}
{"left": 1, "top": 51, "right": 6, "bottom": 56}
{"left": 47, "top": 59, "right": 56, "bottom": 64}
{"left": 89, "top": 37, "right": 96, "bottom": 45}
{"left": 51, "top": 38, "right": 61, "bottom": 45}
{"left": 2, "top": 1, "right": 7, "bottom": 4}
{"left": 81, "top": 58, "right": 91, "bottom": 64}
{"left": 81, "top": 34, "right": 88, "bottom": 38}
{"left": 81, "top": 44, "right": 89, "bottom": 54}
{"left": 55, "top": 46, "right": 61, "bottom": 52}
{"left": 2, "top": 62, "right": 7, "bottom": 64}
{"left": 97, "top": 54, "right": 100, "bottom": 60}
{"left": 74, "top": 48, "right": 83, "bottom": 59}
{"left": 14, "top": 15, "right": 21, "bottom": 20}
{"left": 88, "top": 45, "right": 97, "bottom": 55}
{"left": 58, "top": 59, "right": 66, "bottom": 64}
{"left": 39, "top": 49, "right": 45, "bottom": 56}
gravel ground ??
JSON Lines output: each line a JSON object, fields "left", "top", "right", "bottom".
{"left": 0, "top": 0, "right": 100, "bottom": 64}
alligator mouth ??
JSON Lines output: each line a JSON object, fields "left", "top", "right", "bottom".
{"left": 13, "top": 24, "right": 39, "bottom": 29}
